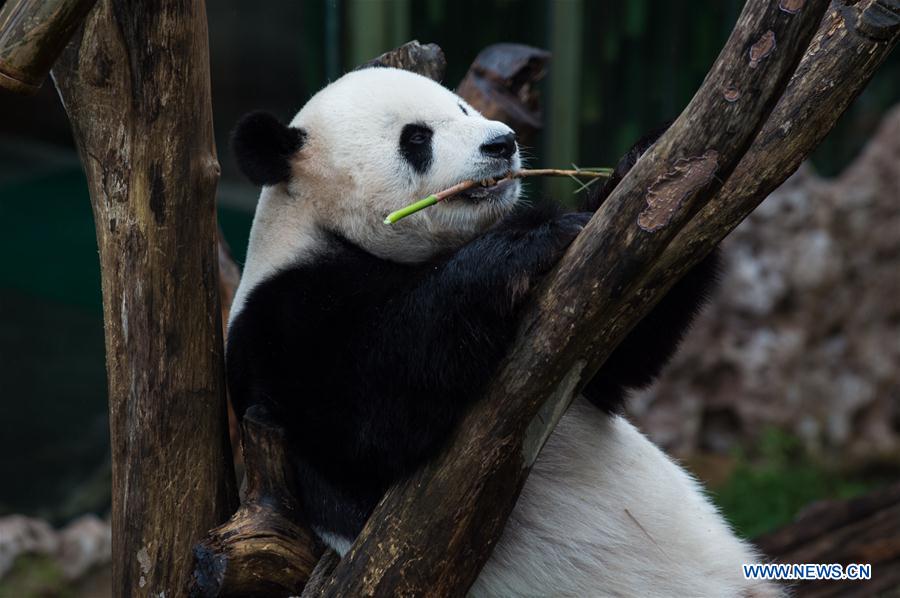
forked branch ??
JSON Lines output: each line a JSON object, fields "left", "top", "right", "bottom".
{"left": 310, "top": 1, "right": 839, "bottom": 595}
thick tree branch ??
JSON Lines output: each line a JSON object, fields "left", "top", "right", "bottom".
{"left": 51, "top": 0, "right": 238, "bottom": 595}
{"left": 0, "top": 0, "right": 97, "bottom": 94}
{"left": 312, "top": 1, "right": 833, "bottom": 595}
{"left": 655, "top": 0, "right": 900, "bottom": 278}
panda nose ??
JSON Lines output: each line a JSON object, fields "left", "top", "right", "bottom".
{"left": 480, "top": 133, "right": 517, "bottom": 160}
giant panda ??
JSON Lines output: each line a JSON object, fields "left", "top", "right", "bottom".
{"left": 226, "top": 66, "right": 780, "bottom": 597}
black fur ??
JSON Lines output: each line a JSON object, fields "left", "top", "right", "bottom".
{"left": 399, "top": 123, "right": 434, "bottom": 174}
{"left": 227, "top": 124, "right": 720, "bottom": 542}
{"left": 228, "top": 204, "right": 589, "bottom": 538}
{"left": 232, "top": 111, "right": 306, "bottom": 186}
{"left": 582, "top": 252, "right": 720, "bottom": 412}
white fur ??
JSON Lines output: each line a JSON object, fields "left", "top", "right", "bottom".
{"left": 470, "top": 399, "right": 779, "bottom": 597}
{"left": 231, "top": 185, "right": 323, "bottom": 322}
{"left": 320, "top": 399, "right": 777, "bottom": 597}
{"left": 286, "top": 67, "right": 521, "bottom": 264}
{"left": 235, "top": 68, "right": 780, "bottom": 596}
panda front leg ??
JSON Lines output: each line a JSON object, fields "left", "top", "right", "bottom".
{"left": 373, "top": 207, "right": 593, "bottom": 391}
{"left": 451, "top": 208, "right": 593, "bottom": 309}
{"left": 579, "top": 127, "right": 722, "bottom": 412}
{"left": 343, "top": 208, "right": 594, "bottom": 472}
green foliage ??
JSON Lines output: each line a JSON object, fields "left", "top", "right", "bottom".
{"left": 711, "top": 428, "right": 887, "bottom": 539}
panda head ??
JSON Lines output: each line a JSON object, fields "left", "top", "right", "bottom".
{"left": 232, "top": 67, "right": 522, "bottom": 264}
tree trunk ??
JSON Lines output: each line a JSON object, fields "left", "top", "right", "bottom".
{"left": 357, "top": 39, "right": 446, "bottom": 80}
{"left": 51, "top": 1, "right": 238, "bottom": 596}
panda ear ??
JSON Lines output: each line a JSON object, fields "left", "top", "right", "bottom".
{"left": 231, "top": 111, "right": 307, "bottom": 187}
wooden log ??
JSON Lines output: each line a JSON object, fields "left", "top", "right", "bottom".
{"left": 0, "top": 0, "right": 97, "bottom": 95}
{"left": 310, "top": 1, "right": 832, "bottom": 595}
{"left": 51, "top": 0, "right": 238, "bottom": 595}
{"left": 456, "top": 43, "right": 550, "bottom": 147}
{"left": 189, "top": 407, "right": 322, "bottom": 598}
{"left": 356, "top": 39, "right": 446, "bottom": 82}
{"left": 757, "top": 483, "right": 900, "bottom": 597}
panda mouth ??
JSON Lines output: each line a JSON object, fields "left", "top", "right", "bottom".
{"left": 459, "top": 178, "right": 515, "bottom": 203}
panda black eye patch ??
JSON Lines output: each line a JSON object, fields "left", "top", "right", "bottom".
{"left": 399, "top": 123, "right": 434, "bottom": 174}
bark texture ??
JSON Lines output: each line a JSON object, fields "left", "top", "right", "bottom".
{"left": 51, "top": 1, "right": 238, "bottom": 596}
{"left": 357, "top": 39, "right": 447, "bottom": 81}
{"left": 0, "top": 0, "right": 97, "bottom": 94}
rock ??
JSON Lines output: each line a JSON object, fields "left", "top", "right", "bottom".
{"left": 0, "top": 513, "right": 111, "bottom": 582}
{"left": 629, "top": 104, "right": 900, "bottom": 462}
{"left": 0, "top": 515, "right": 59, "bottom": 578}
{"left": 57, "top": 514, "right": 112, "bottom": 580}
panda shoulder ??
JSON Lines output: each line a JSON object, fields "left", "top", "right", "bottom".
{"left": 232, "top": 233, "right": 406, "bottom": 334}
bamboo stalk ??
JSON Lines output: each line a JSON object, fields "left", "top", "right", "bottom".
{"left": 383, "top": 167, "right": 612, "bottom": 224}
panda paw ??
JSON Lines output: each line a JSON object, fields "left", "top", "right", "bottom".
{"left": 457, "top": 211, "right": 591, "bottom": 304}
{"left": 551, "top": 212, "right": 592, "bottom": 240}
{"left": 512, "top": 211, "right": 592, "bottom": 278}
